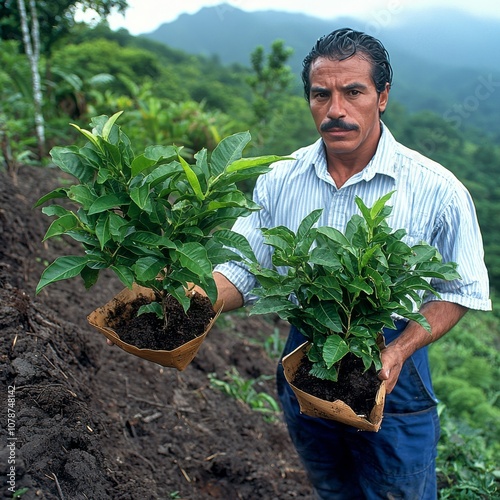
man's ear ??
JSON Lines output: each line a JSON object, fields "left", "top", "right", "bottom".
{"left": 379, "top": 83, "right": 390, "bottom": 114}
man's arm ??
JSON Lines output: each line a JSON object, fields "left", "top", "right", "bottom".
{"left": 379, "top": 301, "right": 468, "bottom": 393}
{"left": 212, "top": 272, "right": 244, "bottom": 312}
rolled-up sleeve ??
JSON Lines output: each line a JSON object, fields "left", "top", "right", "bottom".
{"left": 215, "top": 176, "right": 274, "bottom": 305}
{"left": 427, "top": 185, "right": 491, "bottom": 311}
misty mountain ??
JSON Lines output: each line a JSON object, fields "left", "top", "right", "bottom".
{"left": 144, "top": 4, "right": 499, "bottom": 72}
{"left": 142, "top": 4, "right": 500, "bottom": 136}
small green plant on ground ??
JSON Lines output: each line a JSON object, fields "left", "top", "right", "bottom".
{"left": 208, "top": 367, "right": 280, "bottom": 422}
{"left": 245, "top": 326, "right": 286, "bottom": 359}
{"left": 437, "top": 404, "right": 499, "bottom": 499}
{"left": 250, "top": 192, "right": 460, "bottom": 382}
{"left": 12, "top": 488, "right": 29, "bottom": 499}
{"left": 261, "top": 327, "right": 286, "bottom": 359}
{"left": 35, "top": 112, "right": 289, "bottom": 328}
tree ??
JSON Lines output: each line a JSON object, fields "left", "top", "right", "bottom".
{"left": 2, "top": 0, "right": 128, "bottom": 159}
{"left": 247, "top": 40, "right": 294, "bottom": 149}
{"left": 1, "top": 0, "right": 128, "bottom": 57}
{"left": 17, "top": 0, "right": 45, "bottom": 157}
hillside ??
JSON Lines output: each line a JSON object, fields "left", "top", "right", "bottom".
{"left": 0, "top": 165, "right": 312, "bottom": 499}
{"left": 143, "top": 4, "right": 500, "bottom": 137}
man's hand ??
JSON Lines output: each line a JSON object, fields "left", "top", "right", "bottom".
{"left": 378, "top": 344, "right": 405, "bottom": 393}
{"left": 377, "top": 301, "right": 468, "bottom": 393}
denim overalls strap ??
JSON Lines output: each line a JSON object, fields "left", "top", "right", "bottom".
{"left": 382, "top": 320, "right": 438, "bottom": 413}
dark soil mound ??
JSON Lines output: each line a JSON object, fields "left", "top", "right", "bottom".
{"left": 0, "top": 166, "right": 312, "bottom": 499}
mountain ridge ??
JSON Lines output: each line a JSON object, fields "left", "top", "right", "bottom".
{"left": 143, "top": 4, "right": 500, "bottom": 73}
{"left": 141, "top": 4, "right": 500, "bottom": 136}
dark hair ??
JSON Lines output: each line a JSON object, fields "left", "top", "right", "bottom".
{"left": 302, "top": 28, "right": 393, "bottom": 101}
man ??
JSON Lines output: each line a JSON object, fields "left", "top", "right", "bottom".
{"left": 212, "top": 28, "right": 491, "bottom": 498}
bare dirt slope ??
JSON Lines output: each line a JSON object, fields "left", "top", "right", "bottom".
{"left": 0, "top": 166, "right": 312, "bottom": 499}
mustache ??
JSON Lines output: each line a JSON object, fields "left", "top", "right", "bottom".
{"left": 320, "top": 119, "right": 359, "bottom": 132}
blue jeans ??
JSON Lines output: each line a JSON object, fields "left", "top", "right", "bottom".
{"left": 277, "top": 322, "right": 440, "bottom": 500}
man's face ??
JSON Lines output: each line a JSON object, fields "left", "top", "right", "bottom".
{"left": 308, "top": 54, "right": 389, "bottom": 160}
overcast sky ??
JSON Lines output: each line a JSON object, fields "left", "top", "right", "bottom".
{"left": 78, "top": 0, "right": 500, "bottom": 35}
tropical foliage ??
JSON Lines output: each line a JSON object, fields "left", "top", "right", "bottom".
{"left": 35, "top": 112, "right": 286, "bottom": 319}
{"left": 250, "top": 192, "right": 460, "bottom": 381}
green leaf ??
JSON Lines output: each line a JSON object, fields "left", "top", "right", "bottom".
{"left": 369, "top": 190, "right": 395, "bottom": 218}
{"left": 360, "top": 244, "right": 382, "bottom": 269}
{"left": 316, "top": 226, "right": 351, "bottom": 247}
{"left": 323, "top": 335, "right": 349, "bottom": 369}
{"left": 169, "top": 285, "right": 192, "bottom": 313}
{"left": 407, "top": 244, "right": 439, "bottom": 265}
{"left": 143, "top": 162, "right": 183, "bottom": 190}
{"left": 346, "top": 277, "right": 373, "bottom": 295}
{"left": 309, "top": 247, "right": 343, "bottom": 269}
{"left": 212, "top": 229, "right": 257, "bottom": 262}
{"left": 261, "top": 226, "right": 296, "bottom": 254}
{"left": 65, "top": 230, "right": 99, "bottom": 247}
{"left": 81, "top": 266, "right": 99, "bottom": 289}
{"left": 101, "top": 111, "right": 123, "bottom": 141}
{"left": 138, "top": 301, "right": 163, "bottom": 319}
{"left": 129, "top": 183, "right": 150, "bottom": 210}
{"left": 36, "top": 256, "right": 92, "bottom": 293}
{"left": 42, "top": 213, "right": 79, "bottom": 241}
{"left": 178, "top": 154, "right": 204, "bottom": 200}
{"left": 354, "top": 191, "right": 394, "bottom": 227}
{"left": 41, "top": 205, "right": 72, "bottom": 217}
{"left": 71, "top": 123, "right": 101, "bottom": 150}
{"left": 108, "top": 213, "right": 128, "bottom": 239}
{"left": 126, "top": 232, "right": 175, "bottom": 249}
{"left": 34, "top": 188, "right": 68, "bottom": 208}
{"left": 210, "top": 131, "right": 251, "bottom": 176}
{"left": 225, "top": 154, "right": 289, "bottom": 173}
{"left": 111, "top": 265, "right": 135, "bottom": 289}
{"left": 133, "top": 256, "right": 166, "bottom": 282}
{"left": 250, "top": 296, "right": 295, "bottom": 316}
{"left": 177, "top": 242, "right": 212, "bottom": 278}
{"left": 97, "top": 167, "right": 112, "bottom": 184}
{"left": 349, "top": 338, "right": 380, "bottom": 371}
{"left": 67, "top": 185, "right": 97, "bottom": 210}
{"left": 195, "top": 147, "right": 210, "bottom": 183}
{"left": 132, "top": 145, "right": 178, "bottom": 177}
{"left": 309, "top": 362, "right": 339, "bottom": 382}
{"left": 403, "top": 311, "right": 432, "bottom": 332}
{"left": 311, "top": 302, "right": 343, "bottom": 332}
{"left": 99, "top": 140, "right": 123, "bottom": 171}
{"left": 144, "top": 145, "right": 178, "bottom": 162}
{"left": 88, "top": 193, "right": 130, "bottom": 215}
{"left": 210, "top": 165, "right": 272, "bottom": 189}
{"left": 130, "top": 154, "right": 157, "bottom": 177}
{"left": 206, "top": 245, "right": 244, "bottom": 266}
{"left": 206, "top": 192, "right": 254, "bottom": 210}
{"left": 386, "top": 239, "right": 412, "bottom": 256}
{"left": 50, "top": 147, "right": 95, "bottom": 184}
{"left": 95, "top": 213, "right": 111, "bottom": 249}
{"left": 307, "top": 276, "right": 342, "bottom": 301}
{"left": 297, "top": 209, "right": 322, "bottom": 240}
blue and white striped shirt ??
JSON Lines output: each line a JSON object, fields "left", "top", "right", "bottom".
{"left": 216, "top": 123, "right": 491, "bottom": 311}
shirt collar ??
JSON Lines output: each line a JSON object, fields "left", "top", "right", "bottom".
{"left": 312, "top": 121, "right": 398, "bottom": 186}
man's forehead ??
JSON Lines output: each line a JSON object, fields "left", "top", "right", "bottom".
{"left": 309, "top": 55, "right": 373, "bottom": 81}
